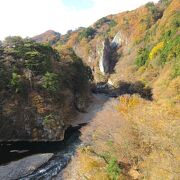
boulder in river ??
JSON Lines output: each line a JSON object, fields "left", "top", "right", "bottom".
{"left": 0, "top": 153, "right": 53, "bottom": 180}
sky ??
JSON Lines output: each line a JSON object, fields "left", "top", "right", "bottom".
{"left": 0, "top": 0, "right": 159, "bottom": 40}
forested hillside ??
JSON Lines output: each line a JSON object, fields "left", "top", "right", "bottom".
{"left": 0, "top": 37, "right": 92, "bottom": 141}
{"left": 0, "top": 0, "right": 179, "bottom": 179}
{"left": 56, "top": 0, "right": 180, "bottom": 179}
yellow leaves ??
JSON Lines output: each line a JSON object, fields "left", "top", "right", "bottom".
{"left": 77, "top": 147, "right": 109, "bottom": 179}
{"left": 116, "top": 95, "right": 140, "bottom": 114}
{"left": 30, "top": 92, "right": 47, "bottom": 114}
{"left": 149, "top": 41, "right": 164, "bottom": 60}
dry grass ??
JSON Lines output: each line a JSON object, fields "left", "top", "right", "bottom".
{"left": 64, "top": 94, "right": 180, "bottom": 179}
{"left": 116, "top": 95, "right": 180, "bottom": 179}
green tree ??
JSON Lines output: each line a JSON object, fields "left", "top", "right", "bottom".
{"left": 135, "top": 48, "right": 149, "bottom": 67}
{"left": 78, "top": 27, "right": 96, "bottom": 40}
{"left": 10, "top": 72, "right": 22, "bottom": 93}
{"left": 42, "top": 72, "right": 59, "bottom": 93}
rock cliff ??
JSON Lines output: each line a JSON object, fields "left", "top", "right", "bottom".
{"left": 0, "top": 37, "right": 91, "bottom": 141}
{"left": 98, "top": 38, "right": 111, "bottom": 75}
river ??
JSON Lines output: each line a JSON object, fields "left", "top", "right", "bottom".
{"left": 0, "top": 94, "right": 109, "bottom": 180}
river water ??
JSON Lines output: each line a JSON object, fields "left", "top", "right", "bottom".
{"left": 0, "top": 94, "right": 109, "bottom": 180}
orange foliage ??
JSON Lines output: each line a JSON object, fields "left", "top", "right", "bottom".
{"left": 114, "top": 7, "right": 153, "bottom": 42}
{"left": 66, "top": 32, "right": 79, "bottom": 47}
{"left": 30, "top": 92, "right": 47, "bottom": 114}
{"left": 116, "top": 94, "right": 140, "bottom": 114}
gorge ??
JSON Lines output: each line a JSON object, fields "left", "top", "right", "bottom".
{"left": 0, "top": 0, "right": 179, "bottom": 179}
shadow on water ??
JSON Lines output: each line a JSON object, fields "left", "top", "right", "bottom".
{"left": 0, "top": 125, "right": 84, "bottom": 165}
{"left": 19, "top": 125, "right": 87, "bottom": 180}
{"left": 0, "top": 124, "right": 87, "bottom": 179}
{"left": 0, "top": 93, "right": 110, "bottom": 180}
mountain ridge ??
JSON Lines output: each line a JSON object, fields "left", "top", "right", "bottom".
{"left": 32, "top": 30, "right": 61, "bottom": 45}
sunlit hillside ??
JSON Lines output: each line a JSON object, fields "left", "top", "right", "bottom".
{"left": 0, "top": 0, "right": 179, "bottom": 179}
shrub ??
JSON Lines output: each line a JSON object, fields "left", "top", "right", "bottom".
{"left": 42, "top": 72, "right": 59, "bottom": 93}
{"left": 24, "top": 44, "right": 53, "bottom": 75}
{"left": 145, "top": 2, "right": 162, "bottom": 21}
{"left": 30, "top": 92, "right": 46, "bottom": 114}
{"left": 68, "top": 58, "right": 92, "bottom": 93}
{"left": 116, "top": 95, "right": 140, "bottom": 114}
{"left": 106, "top": 157, "right": 121, "bottom": 180}
{"left": 135, "top": 48, "right": 150, "bottom": 67}
{"left": 94, "top": 17, "right": 110, "bottom": 28}
{"left": 149, "top": 41, "right": 164, "bottom": 60}
{"left": 3, "top": 37, "right": 57, "bottom": 75}
{"left": 43, "top": 114, "right": 54, "bottom": 125}
{"left": 10, "top": 72, "right": 22, "bottom": 93}
{"left": 78, "top": 27, "right": 96, "bottom": 40}
{"left": 160, "top": 36, "right": 180, "bottom": 65}
{"left": 172, "top": 60, "right": 180, "bottom": 78}
{"left": 10, "top": 72, "right": 29, "bottom": 96}
{"left": 0, "top": 64, "right": 10, "bottom": 90}
{"left": 109, "top": 20, "right": 117, "bottom": 28}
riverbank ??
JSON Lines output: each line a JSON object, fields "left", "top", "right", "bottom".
{"left": 70, "top": 94, "right": 109, "bottom": 127}
{"left": 0, "top": 94, "right": 110, "bottom": 179}
{"left": 61, "top": 94, "right": 180, "bottom": 179}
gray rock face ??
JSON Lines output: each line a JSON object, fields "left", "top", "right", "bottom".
{"left": 111, "top": 31, "right": 128, "bottom": 48}
{"left": 0, "top": 153, "right": 53, "bottom": 180}
{"left": 98, "top": 38, "right": 111, "bottom": 75}
{"left": 111, "top": 31, "right": 123, "bottom": 48}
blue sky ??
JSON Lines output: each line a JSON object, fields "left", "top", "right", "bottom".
{"left": 0, "top": 0, "right": 159, "bottom": 40}
{"left": 62, "top": 0, "right": 94, "bottom": 10}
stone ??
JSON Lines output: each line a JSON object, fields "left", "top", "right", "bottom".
{"left": 0, "top": 153, "right": 53, "bottom": 180}
{"left": 111, "top": 31, "right": 123, "bottom": 48}
{"left": 98, "top": 38, "right": 111, "bottom": 75}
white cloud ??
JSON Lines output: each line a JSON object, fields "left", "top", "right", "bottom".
{"left": 0, "top": 0, "right": 159, "bottom": 40}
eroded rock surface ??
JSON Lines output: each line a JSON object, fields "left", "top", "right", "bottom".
{"left": 0, "top": 153, "right": 53, "bottom": 180}
{"left": 98, "top": 38, "right": 111, "bottom": 75}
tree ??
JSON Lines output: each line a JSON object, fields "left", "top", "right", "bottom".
{"left": 42, "top": 72, "right": 59, "bottom": 93}
{"left": 78, "top": 27, "right": 96, "bottom": 40}
{"left": 135, "top": 48, "right": 149, "bottom": 67}
{"left": 10, "top": 72, "right": 22, "bottom": 93}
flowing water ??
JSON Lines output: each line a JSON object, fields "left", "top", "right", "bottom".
{"left": 0, "top": 125, "right": 83, "bottom": 180}
{"left": 0, "top": 94, "right": 109, "bottom": 180}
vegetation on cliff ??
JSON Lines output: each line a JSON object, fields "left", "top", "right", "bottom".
{"left": 0, "top": 0, "right": 179, "bottom": 178}
{"left": 0, "top": 36, "right": 92, "bottom": 141}
{"left": 60, "top": 0, "right": 180, "bottom": 179}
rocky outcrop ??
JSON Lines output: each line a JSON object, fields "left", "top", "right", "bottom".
{"left": 0, "top": 153, "right": 53, "bottom": 180}
{"left": 111, "top": 31, "right": 123, "bottom": 48}
{"left": 0, "top": 37, "right": 90, "bottom": 142}
{"left": 98, "top": 38, "right": 111, "bottom": 75}
{"left": 112, "top": 31, "right": 128, "bottom": 48}
{"left": 98, "top": 32, "right": 124, "bottom": 75}
{"left": 0, "top": 91, "right": 72, "bottom": 141}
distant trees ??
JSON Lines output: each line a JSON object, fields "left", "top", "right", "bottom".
{"left": 0, "top": 35, "right": 93, "bottom": 99}
{"left": 135, "top": 48, "right": 149, "bottom": 67}
{"left": 160, "top": 36, "right": 180, "bottom": 65}
{"left": 78, "top": 27, "right": 96, "bottom": 40}
{"left": 145, "top": 2, "right": 163, "bottom": 21}
{"left": 2, "top": 36, "right": 60, "bottom": 75}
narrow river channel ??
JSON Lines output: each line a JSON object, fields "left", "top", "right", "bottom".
{"left": 0, "top": 94, "right": 109, "bottom": 180}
